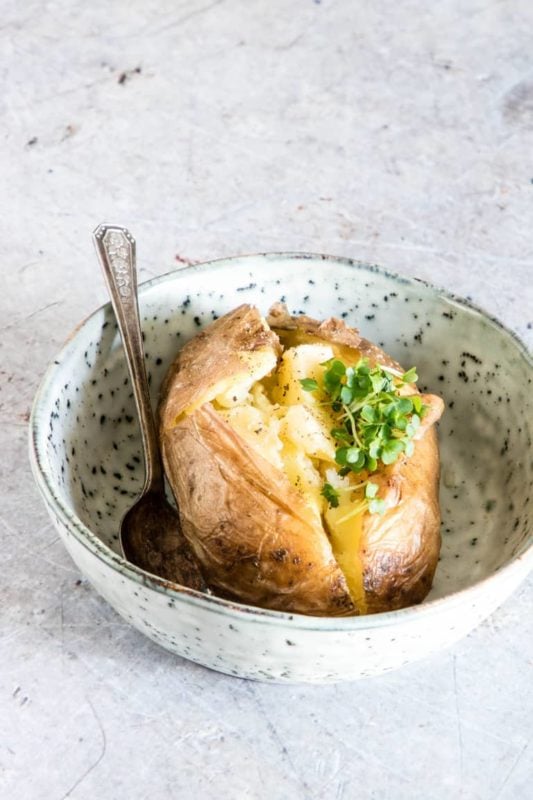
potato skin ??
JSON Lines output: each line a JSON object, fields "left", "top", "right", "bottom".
{"left": 162, "top": 404, "right": 355, "bottom": 615}
{"left": 266, "top": 301, "right": 401, "bottom": 372}
{"left": 160, "top": 304, "right": 281, "bottom": 426}
{"left": 360, "top": 423, "right": 442, "bottom": 613}
{"left": 160, "top": 303, "right": 443, "bottom": 616}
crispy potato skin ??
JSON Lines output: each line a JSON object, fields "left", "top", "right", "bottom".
{"left": 162, "top": 404, "right": 355, "bottom": 615}
{"left": 266, "top": 301, "right": 401, "bottom": 372}
{"left": 160, "top": 304, "right": 281, "bottom": 426}
{"left": 159, "top": 303, "right": 443, "bottom": 616}
{"left": 361, "top": 422, "right": 441, "bottom": 613}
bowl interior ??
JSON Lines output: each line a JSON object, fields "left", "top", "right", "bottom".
{"left": 35, "top": 255, "right": 532, "bottom": 604}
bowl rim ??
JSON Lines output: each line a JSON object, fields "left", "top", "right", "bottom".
{"left": 29, "top": 252, "right": 533, "bottom": 630}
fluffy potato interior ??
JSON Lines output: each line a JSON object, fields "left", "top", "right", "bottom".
{"left": 213, "top": 342, "right": 368, "bottom": 610}
{"left": 186, "top": 348, "right": 278, "bottom": 417}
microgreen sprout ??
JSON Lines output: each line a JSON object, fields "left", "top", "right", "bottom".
{"left": 299, "top": 378, "right": 319, "bottom": 392}
{"left": 300, "top": 358, "right": 427, "bottom": 514}
{"left": 321, "top": 483, "right": 340, "bottom": 508}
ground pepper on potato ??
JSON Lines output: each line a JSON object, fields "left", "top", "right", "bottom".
{"left": 158, "top": 303, "right": 444, "bottom": 616}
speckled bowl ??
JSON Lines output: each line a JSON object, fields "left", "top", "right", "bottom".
{"left": 29, "top": 254, "right": 533, "bottom": 682}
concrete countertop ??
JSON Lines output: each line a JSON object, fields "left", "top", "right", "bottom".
{"left": 2, "top": 1, "right": 532, "bottom": 798}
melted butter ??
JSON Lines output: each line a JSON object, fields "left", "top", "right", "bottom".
{"left": 324, "top": 502, "right": 366, "bottom": 613}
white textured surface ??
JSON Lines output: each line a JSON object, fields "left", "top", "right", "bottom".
{"left": 1, "top": 1, "right": 532, "bottom": 798}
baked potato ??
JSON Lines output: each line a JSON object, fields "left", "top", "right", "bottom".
{"left": 159, "top": 303, "right": 444, "bottom": 616}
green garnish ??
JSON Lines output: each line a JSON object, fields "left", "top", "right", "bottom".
{"left": 368, "top": 497, "right": 387, "bottom": 514}
{"left": 365, "top": 481, "right": 379, "bottom": 498}
{"left": 401, "top": 366, "right": 418, "bottom": 384}
{"left": 299, "top": 377, "right": 319, "bottom": 392}
{"left": 300, "top": 358, "right": 427, "bottom": 514}
{"left": 365, "top": 482, "right": 387, "bottom": 514}
{"left": 321, "top": 482, "right": 340, "bottom": 508}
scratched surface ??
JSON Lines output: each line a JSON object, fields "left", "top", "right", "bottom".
{"left": 1, "top": 0, "right": 533, "bottom": 798}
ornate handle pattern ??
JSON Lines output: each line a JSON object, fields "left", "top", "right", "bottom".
{"left": 93, "top": 223, "right": 164, "bottom": 495}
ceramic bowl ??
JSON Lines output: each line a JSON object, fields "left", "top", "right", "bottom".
{"left": 29, "top": 254, "right": 533, "bottom": 683}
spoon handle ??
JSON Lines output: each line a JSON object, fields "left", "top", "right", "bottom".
{"left": 93, "top": 223, "right": 164, "bottom": 495}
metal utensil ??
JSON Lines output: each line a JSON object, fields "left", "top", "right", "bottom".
{"left": 93, "top": 223, "right": 205, "bottom": 591}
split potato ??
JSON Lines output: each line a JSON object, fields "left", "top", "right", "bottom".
{"left": 159, "top": 303, "right": 444, "bottom": 616}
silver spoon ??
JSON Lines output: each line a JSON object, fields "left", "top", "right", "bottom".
{"left": 93, "top": 223, "right": 205, "bottom": 591}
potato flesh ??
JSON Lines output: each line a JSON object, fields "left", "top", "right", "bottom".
{"left": 209, "top": 349, "right": 278, "bottom": 411}
{"left": 215, "top": 342, "right": 367, "bottom": 607}
{"left": 277, "top": 439, "right": 323, "bottom": 525}
{"left": 216, "top": 377, "right": 324, "bottom": 527}
{"left": 279, "top": 405, "right": 336, "bottom": 462}
{"left": 272, "top": 343, "right": 334, "bottom": 407}
{"left": 218, "top": 403, "right": 284, "bottom": 471}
